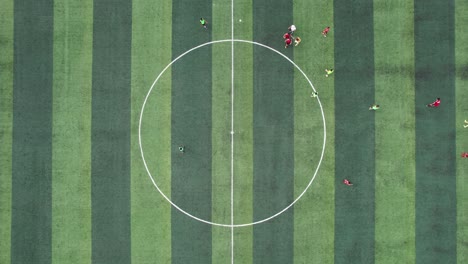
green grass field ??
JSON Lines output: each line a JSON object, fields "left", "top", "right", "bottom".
{"left": 0, "top": 0, "right": 467, "bottom": 263}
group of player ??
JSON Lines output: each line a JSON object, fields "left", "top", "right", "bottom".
{"left": 283, "top": 25, "right": 331, "bottom": 49}
{"left": 283, "top": 25, "right": 300, "bottom": 48}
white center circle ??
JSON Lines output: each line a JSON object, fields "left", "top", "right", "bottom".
{"left": 138, "top": 39, "right": 327, "bottom": 228}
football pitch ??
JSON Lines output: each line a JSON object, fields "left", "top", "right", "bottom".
{"left": 0, "top": 0, "right": 467, "bottom": 263}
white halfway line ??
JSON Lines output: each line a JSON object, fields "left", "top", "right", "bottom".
{"left": 230, "top": 0, "right": 235, "bottom": 263}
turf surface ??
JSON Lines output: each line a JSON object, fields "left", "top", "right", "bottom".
{"left": 91, "top": 1, "right": 132, "bottom": 263}
{"left": 52, "top": 1, "right": 93, "bottom": 263}
{"left": 232, "top": 1, "right": 255, "bottom": 262}
{"left": 130, "top": 0, "right": 172, "bottom": 263}
{"left": 252, "top": 0, "right": 294, "bottom": 263}
{"left": 334, "top": 0, "right": 376, "bottom": 263}
{"left": 11, "top": 1, "right": 54, "bottom": 263}
{"left": 1, "top": 0, "right": 468, "bottom": 263}
{"left": 414, "top": 0, "right": 457, "bottom": 262}
{"left": 455, "top": 0, "right": 468, "bottom": 262}
{"left": 373, "top": 0, "right": 416, "bottom": 263}
{"left": 0, "top": 0, "right": 13, "bottom": 263}
{"left": 211, "top": 2, "right": 231, "bottom": 261}
{"left": 171, "top": 0, "right": 213, "bottom": 263}
{"left": 292, "top": 0, "right": 335, "bottom": 262}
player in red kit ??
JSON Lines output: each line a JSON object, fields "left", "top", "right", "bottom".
{"left": 285, "top": 37, "right": 292, "bottom": 48}
{"left": 343, "top": 179, "right": 353, "bottom": 186}
{"left": 322, "top": 27, "right": 330, "bottom": 37}
{"left": 427, "top": 98, "right": 440, "bottom": 107}
{"left": 283, "top": 33, "right": 291, "bottom": 40}
{"left": 461, "top": 152, "right": 468, "bottom": 158}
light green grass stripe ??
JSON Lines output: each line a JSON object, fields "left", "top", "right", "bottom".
{"left": 293, "top": 1, "right": 335, "bottom": 263}
{"left": 51, "top": 1, "right": 92, "bottom": 263}
{"left": 456, "top": 0, "right": 468, "bottom": 262}
{"left": 130, "top": 0, "right": 172, "bottom": 263}
{"left": 212, "top": 0, "right": 232, "bottom": 262}
{"left": 0, "top": 0, "right": 13, "bottom": 263}
{"left": 374, "top": 1, "right": 415, "bottom": 263}
{"left": 233, "top": 0, "right": 253, "bottom": 263}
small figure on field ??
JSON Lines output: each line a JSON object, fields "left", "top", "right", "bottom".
{"left": 288, "top": 25, "right": 296, "bottom": 35}
{"left": 343, "top": 179, "right": 353, "bottom": 186}
{"left": 461, "top": 152, "right": 468, "bottom": 158}
{"left": 178, "top": 146, "right": 185, "bottom": 153}
{"left": 426, "top": 98, "right": 440, "bottom": 107}
{"left": 200, "top": 18, "right": 208, "bottom": 29}
{"left": 325, "top": 68, "right": 334, "bottom": 77}
{"left": 285, "top": 38, "right": 292, "bottom": 48}
{"left": 311, "top": 91, "right": 318, "bottom": 97}
{"left": 283, "top": 32, "right": 291, "bottom": 40}
{"left": 322, "top": 26, "right": 330, "bottom": 37}
{"left": 464, "top": 120, "right": 468, "bottom": 128}
{"left": 294, "top": 37, "right": 301, "bottom": 46}
{"left": 369, "top": 104, "right": 380, "bottom": 110}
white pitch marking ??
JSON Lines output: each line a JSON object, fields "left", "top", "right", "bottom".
{"left": 230, "top": 0, "right": 235, "bottom": 263}
{"left": 138, "top": 39, "right": 326, "bottom": 228}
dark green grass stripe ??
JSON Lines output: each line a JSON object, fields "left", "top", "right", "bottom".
{"left": 171, "top": 0, "right": 212, "bottom": 263}
{"left": 11, "top": 1, "right": 54, "bottom": 263}
{"left": 91, "top": 1, "right": 132, "bottom": 263}
{"left": 414, "top": 0, "right": 456, "bottom": 263}
{"left": 333, "top": 0, "right": 375, "bottom": 263}
{"left": 252, "top": 0, "right": 294, "bottom": 263}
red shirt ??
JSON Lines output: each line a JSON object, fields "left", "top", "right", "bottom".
{"left": 285, "top": 38, "right": 292, "bottom": 45}
{"left": 283, "top": 33, "right": 290, "bottom": 39}
{"left": 343, "top": 179, "right": 351, "bottom": 185}
{"left": 323, "top": 27, "right": 330, "bottom": 34}
{"left": 433, "top": 99, "right": 440, "bottom": 107}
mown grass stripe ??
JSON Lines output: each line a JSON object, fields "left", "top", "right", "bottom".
{"left": 456, "top": 0, "right": 468, "bottom": 262}
{"left": 11, "top": 1, "right": 54, "bottom": 263}
{"left": 293, "top": 0, "right": 334, "bottom": 263}
{"left": 211, "top": 0, "right": 231, "bottom": 262}
{"left": 252, "top": 0, "right": 294, "bottom": 262}
{"left": 52, "top": 1, "right": 93, "bottom": 263}
{"left": 130, "top": 0, "right": 172, "bottom": 263}
{"left": 171, "top": 0, "right": 213, "bottom": 263}
{"left": 373, "top": 1, "right": 416, "bottom": 263}
{"left": 414, "top": 0, "right": 457, "bottom": 262}
{"left": 233, "top": 0, "right": 254, "bottom": 262}
{"left": 0, "top": 0, "right": 13, "bottom": 263}
{"left": 91, "top": 1, "right": 132, "bottom": 263}
{"left": 334, "top": 0, "right": 375, "bottom": 262}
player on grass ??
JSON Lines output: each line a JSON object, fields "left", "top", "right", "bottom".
{"left": 179, "top": 146, "right": 185, "bottom": 153}
{"left": 325, "top": 68, "right": 334, "bottom": 77}
{"left": 369, "top": 104, "right": 380, "bottom": 110}
{"left": 200, "top": 18, "right": 208, "bottom": 29}
{"left": 294, "top": 37, "right": 301, "bottom": 46}
{"left": 288, "top": 25, "right": 296, "bottom": 35}
{"left": 426, "top": 98, "right": 440, "bottom": 107}
{"left": 343, "top": 179, "right": 353, "bottom": 186}
{"left": 322, "top": 26, "right": 330, "bottom": 37}
{"left": 285, "top": 37, "right": 292, "bottom": 48}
